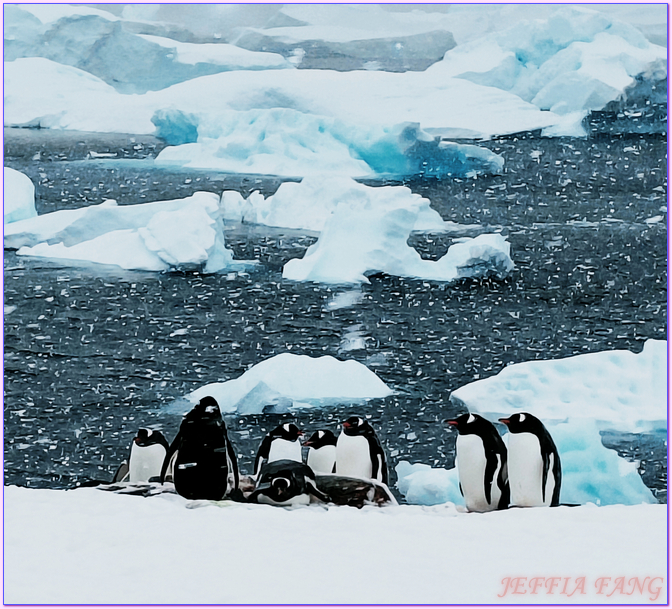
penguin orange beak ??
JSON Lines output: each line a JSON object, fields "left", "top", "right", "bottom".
{"left": 499, "top": 418, "right": 510, "bottom": 425}
{"left": 342, "top": 421, "right": 352, "bottom": 429}
{"left": 444, "top": 419, "right": 459, "bottom": 426}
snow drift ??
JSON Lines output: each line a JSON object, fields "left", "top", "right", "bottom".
{"left": 187, "top": 353, "right": 393, "bottom": 414}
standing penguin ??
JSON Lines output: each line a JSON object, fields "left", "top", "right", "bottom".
{"left": 247, "top": 459, "right": 330, "bottom": 506}
{"left": 445, "top": 413, "right": 509, "bottom": 512}
{"left": 499, "top": 412, "right": 561, "bottom": 507}
{"left": 116, "top": 428, "right": 170, "bottom": 484}
{"left": 254, "top": 423, "right": 303, "bottom": 478}
{"left": 160, "top": 396, "right": 239, "bottom": 501}
{"left": 304, "top": 430, "right": 337, "bottom": 474}
{"left": 335, "top": 416, "right": 387, "bottom": 484}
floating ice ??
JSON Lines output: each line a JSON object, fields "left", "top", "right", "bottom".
{"left": 187, "top": 353, "right": 393, "bottom": 414}
{"left": 4, "top": 6, "right": 292, "bottom": 94}
{"left": 5, "top": 192, "right": 249, "bottom": 273}
{"left": 433, "top": 6, "right": 666, "bottom": 131}
{"left": 282, "top": 188, "right": 513, "bottom": 284}
{"left": 450, "top": 339, "right": 667, "bottom": 433}
{"left": 221, "top": 176, "right": 447, "bottom": 232}
{"left": 396, "top": 420, "right": 656, "bottom": 507}
{"left": 4, "top": 167, "right": 37, "bottom": 224}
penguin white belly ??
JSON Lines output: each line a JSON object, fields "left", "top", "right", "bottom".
{"left": 508, "top": 433, "right": 549, "bottom": 507}
{"left": 456, "top": 435, "right": 502, "bottom": 513}
{"left": 128, "top": 443, "right": 166, "bottom": 483}
{"left": 307, "top": 445, "right": 336, "bottom": 474}
{"left": 268, "top": 439, "right": 302, "bottom": 463}
{"left": 256, "top": 493, "right": 311, "bottom": 507}
{"left": 336, "top": 434, "right": 372, "bottom": 479}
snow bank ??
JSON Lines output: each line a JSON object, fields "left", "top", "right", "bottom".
{"left": 450, "top": 339, "right": 667, "bottom": 433}
{"left": 4, "top": 167, "right": 37, "bottom": 224}
{"left": 433, "top": 6, "right": 666, "bottom": 131}
{"left": 221, "top": 176, "right": 447, "bottom": 232}
{"left": 396, "top": 420, "right": 656, "bottom": 508}
{"left": 5, "top": 192, "right": 248, "bottom": 274}
{"left": 282, "top": 189, "right": 513, "bottom": 284}
{"left": 4, "top": 485, "right": 667, "bottom": 604}
{"left": 187, "top": 353, "right": 393, "bottom": 414}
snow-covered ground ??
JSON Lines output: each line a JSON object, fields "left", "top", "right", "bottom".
{"left": 4, "top": 485, "right": 666, "bottom": 604}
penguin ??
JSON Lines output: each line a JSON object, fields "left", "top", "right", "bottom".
{"left": 160, "top": 396, "right": 240, "bottom": 501}
{"left": 253, "top": 423, "right": 303, "bottom": 478}
{"left": 247, "top": 459, "right": 329, "bottom": 506}
{"left": 112, "top": 428, "right": 170, "bottom": 484}
{"left": 304, "top": 430, "right": 337, "bottom": 474}
{"left": 335, "top": 416, "right": 387, "bottom": 484}
{"left": 498, "top": 412, "right": 561, "bottom": 507}
{"left": 445, "top": 413, "right": 509, "bottom": 512}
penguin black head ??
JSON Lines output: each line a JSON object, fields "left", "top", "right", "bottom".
{"left": 134, "top": 428, "right": 169, "bottom": 449}
{"left": 498, "top": 412, "right": 546, "bottom": 435}
{"left": 341, "top": 416, "right": 374, "bottom": 436}
{"left": 183, "top": 396, "right": 223, "bottom": 427}
{"left": 270, "top": 423, "right": 303, "bottom": 442}
{"left": 303, "top": 429, "right": 337, "bottom": 448}
{"left": 271, "top": 477, "right": 291, "bottom": 500}
{"left": 445, "top": 413, "right": 495, "bottom": 436}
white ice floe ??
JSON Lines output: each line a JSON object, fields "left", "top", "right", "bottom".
{"left": 433, "top": 6, "right": 666, "bottom": 134}
{"left": 450, "top": 339, "right": 667, "bottom": 433}
{"left": 4, "top": 485, "right": 667, "bottom": 604}
{"left": 221, "top": 176, "right": 448, "bottom": 232}
{"left": 4, "top": 167, "right": 37, "bottom": 224}
{"left": 396, "top": 419, "right": 656, "bottom": 508}
{"left": 282, "top": 188, "right": 513, "bottom": 284}
{"left": 5, "top": 192, "right": 247, "bottom": 273}
{"left": 5, "top": 5, "right": 292, "bottom": 94}
{"left": 187, "top": 353, "right": 392, "bottom": 414}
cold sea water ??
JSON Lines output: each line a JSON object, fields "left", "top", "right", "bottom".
{"left": 3, "top": 128, "right": 667, "bottom": 502}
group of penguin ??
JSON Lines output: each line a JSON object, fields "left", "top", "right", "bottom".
{"left": 106, "top": 395, "right": 389, "bottom": 507}
{"left": 105, "top": 394, "right": 561, "bottom": 511}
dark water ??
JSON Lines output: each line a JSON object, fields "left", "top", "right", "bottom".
{"left": 3, "top": 128, "right": 668, "bottom": 502}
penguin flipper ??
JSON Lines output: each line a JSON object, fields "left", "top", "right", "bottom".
{"left": 224, "top": 429, "right": 240, "bottom": 491}
{"left": 160, "top": 435, "right": 181, "bottom": 483}
{"left": 112, "top": 460, "right": 129, "bottom": 484}
{"left": 307, "top": 480, "right": 330, "bottom": 503}
{"left": 483, "top": 452, "right": 499, "bottom": 506}
{"left": 254, "top": 435, "right": 273, "bottom": 478}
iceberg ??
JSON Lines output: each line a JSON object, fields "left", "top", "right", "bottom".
{"left": 432, "top": 6, "right": 666, "bottom": 130}
{"left": 187, "top": 353, "right": 393, "bottom": 414}
{"left": 282, "top": 187, "right": 513, "bottom": 284}
{"left": 396, "top": 420, "right": 656, "bottom": 507}
{"left": 4, "top": 6, "right": 292, "bottom": 94}
{"left": 5, "top": 192, "right": 249, "bottom": 274}
{"left": 4, "top": 167, "right": 37, "bottom": 224}
{"left": 221, "top": 176, "right": 448, "bottom": 232}
{"left": 449, "top": 339, "right": 667, "bottom": 433}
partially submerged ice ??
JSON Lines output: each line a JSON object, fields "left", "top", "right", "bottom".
{"left": 187, "top": 353, "right": 393, "bottom": 414}
{"left": 450, "top": 339, "right": 667, "bottom": 433}
{"left": 282, "top": 186, "right": 513, "bottom": 284}
{"left": 5, "top": 192, "right": 249, "bottom": 273}
{"left": 4, "top": 167, "right": 37, "bottom": 224}
{"left": 396, "top": 420, "right": 656, "bottom": 507}
{"left": 221, "top": 176, "right": 448, "bottom": 232}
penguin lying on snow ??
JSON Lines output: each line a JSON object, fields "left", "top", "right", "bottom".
{"left": 445, "top": 413, "right": 509, "bottom": 512}
{"left": 304, "top": 429, "right": 337, "bottom": 474}
{"left": 248, "top": 459, "right": 330, "bottom": 506}
{"left": 254, "top": 423, "right": 303, "bottom": 478}
{"left": 160, "top": 396, "right": 240, "bottom": 501}
{"left": 499, "top": 412, "right": 561, "bottom": 507}
{"left": 336, "top": 416, "right": 388, "bottom": 484}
